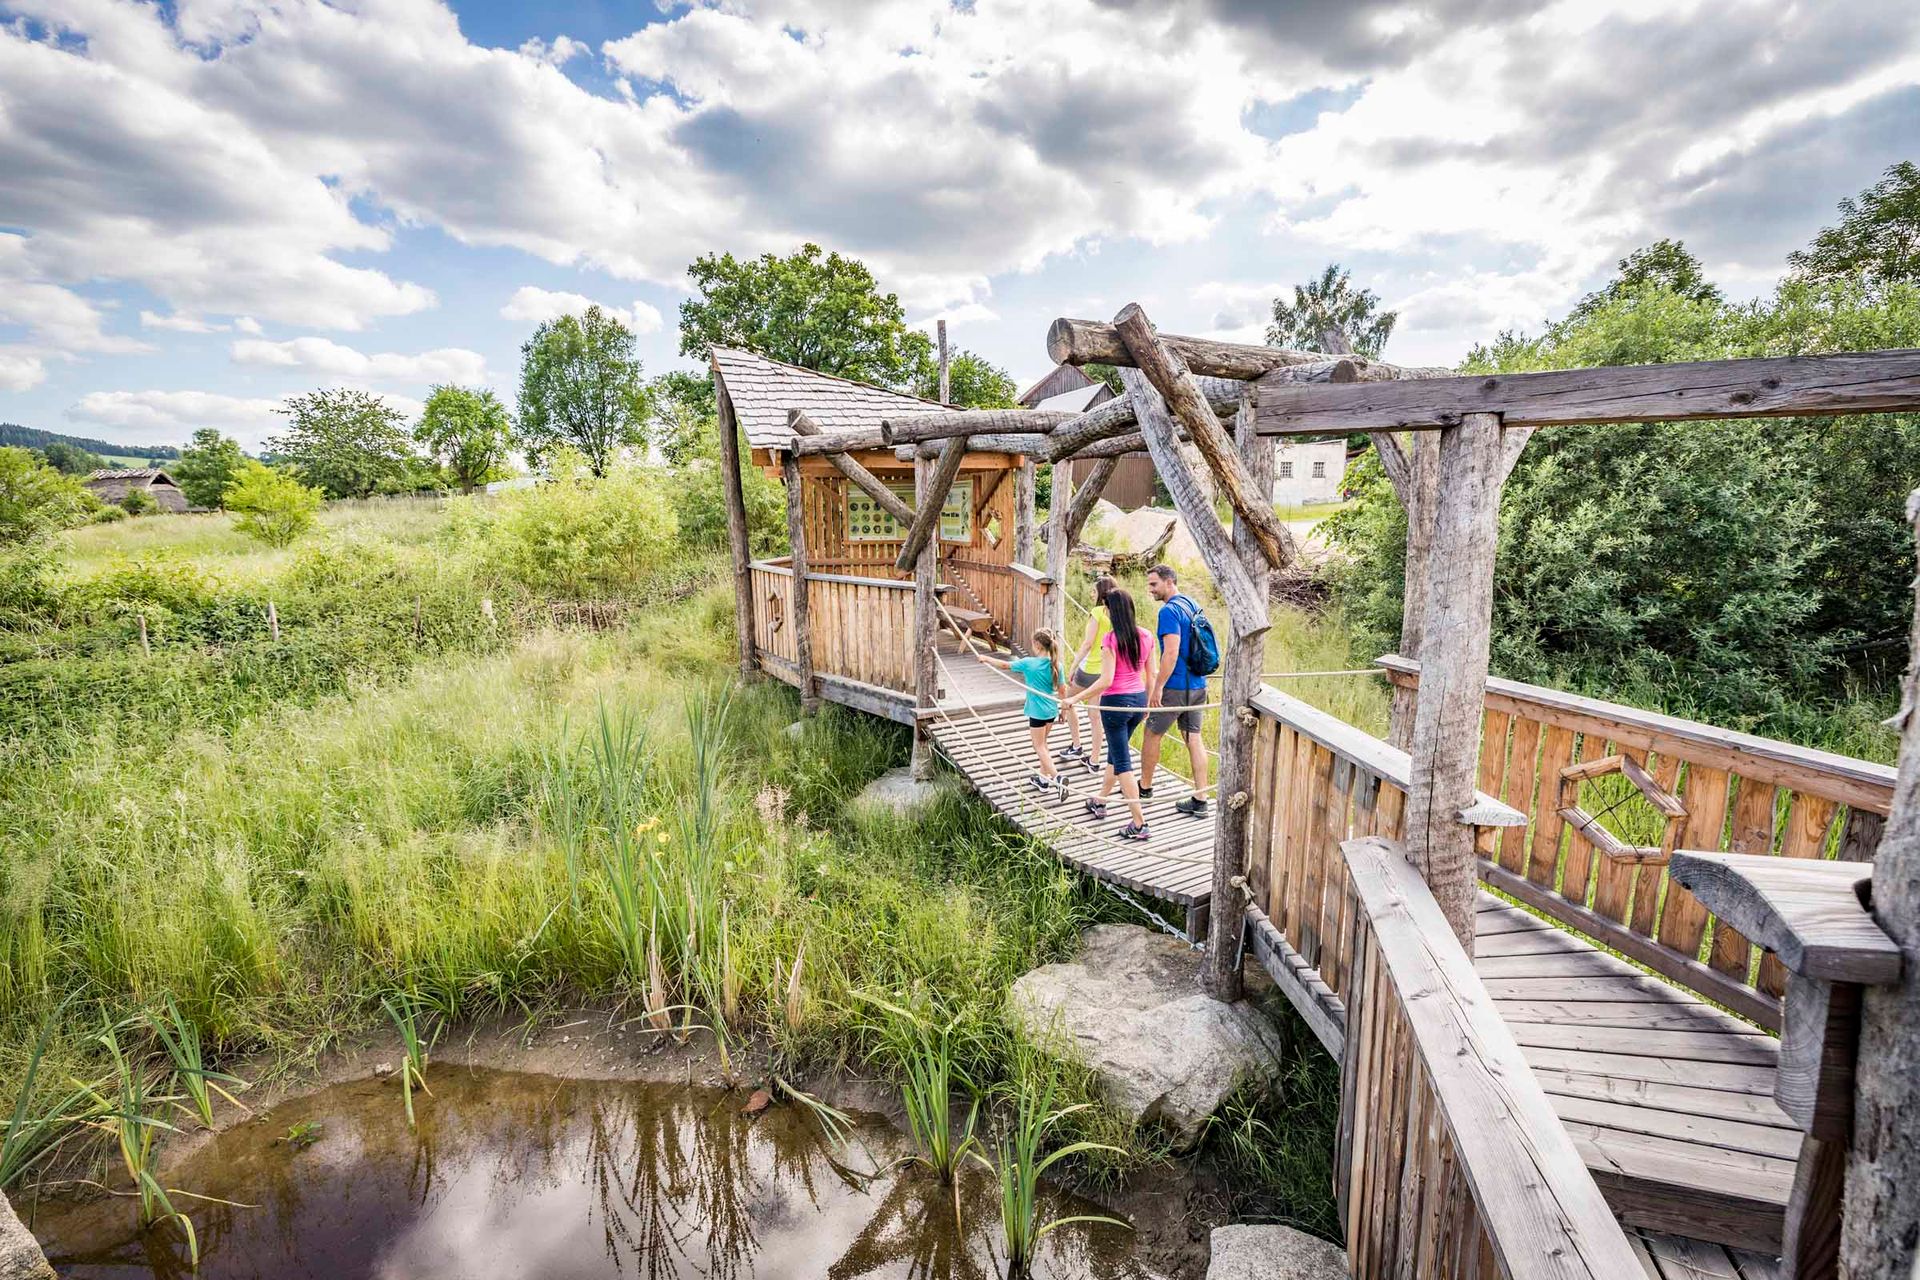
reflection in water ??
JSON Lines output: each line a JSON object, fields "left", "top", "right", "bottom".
{"left": 32, "top": 1068, "right": 1156, "bottom": 1280}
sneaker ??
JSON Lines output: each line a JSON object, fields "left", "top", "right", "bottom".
{"left": 1053, "top": 775, "right": 1071, "bottom": 801}
{"left": 1137, "top": 785, "right": 1155, "bottom": 799}
{"left": 1118, "top": 823, "right": 1150, "bottom": 841}
{"left": 1026, "top": 772, "right": 1053, "bottom": 794}
{"left": 1082, "top": 755, "right": 1101, "bottom": 774}
{"left": 1083, "top": 798, "right": 1108, "bottom": 819}
{"left": 1060, "top": 745, "right": 1088, "bottom": 761}
{"left": 1175, "top": 796, "right": 1209, "bottom": 817}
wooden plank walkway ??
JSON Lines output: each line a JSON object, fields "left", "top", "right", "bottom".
{"left": 1474, "top": 894, "right": 1795, "bottom": 1256}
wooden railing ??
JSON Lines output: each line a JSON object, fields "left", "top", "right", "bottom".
{"left": 1381, "top": 656, "right": 1897, "bottom": 1031}
{"left": 747, "top": 559, "right": 917, "bottom": 693}
{"left": 1337, "top": 835, "right": 1645, "bottom": 1280}
{"left": 1008, "top": 562, "right": 1052, "bottom": 652}
{"left": 1240, "top": 687, "right": 1523, "bottom": 1053}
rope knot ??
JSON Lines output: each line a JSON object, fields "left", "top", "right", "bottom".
{"left": 1229, "top": 790, "right": 1250, "bottom": 811}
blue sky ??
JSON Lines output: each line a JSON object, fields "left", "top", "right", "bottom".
{"left": 3, "top": 0, "right": 1918, "bottom": 450}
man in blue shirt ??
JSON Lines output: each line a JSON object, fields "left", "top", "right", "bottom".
{"left": 1141, "top": 564, "right": 1209, "bottom": 816}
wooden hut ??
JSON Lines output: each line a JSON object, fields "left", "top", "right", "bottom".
{"left": 1021, "top": 364, "right": 1156, "bottom": 510}
{"left": 83, "top": 467, "right": 188, "bottom": 512}
{"left": 711, "top": 346, "right": 1051, "bottom": 730}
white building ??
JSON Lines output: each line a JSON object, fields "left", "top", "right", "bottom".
{"left": 1271, "top": 439, "right": 1348, "bottom": 507}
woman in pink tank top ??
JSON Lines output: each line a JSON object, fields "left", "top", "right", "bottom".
{"left": 1061, "top": 588, "right": 1157, "bottom": 840}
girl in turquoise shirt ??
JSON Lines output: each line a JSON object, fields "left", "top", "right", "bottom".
{"left": 981, "top": 628, "right": 1070, "bottom": 801}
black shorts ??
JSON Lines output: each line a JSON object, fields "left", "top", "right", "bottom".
{"left": 1028, "top": 717, "right": 1057, "bottom": 729}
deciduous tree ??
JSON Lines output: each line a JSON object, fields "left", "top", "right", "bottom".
{"left": 678, "top": 243, "right": 933, "bottom": 388}
{"left": 516, "top": 306, "right": 649, "bottom": 478}
{"left": 1790, "top": 160, "right": 1920, "bottom": 287}
{"left": 1267, "top": 263, "right": 1397, "bottom": 358}
{"left": 415, "top": 386, "right": 511, "bottom": 493}
{"left": 269, "top": 390, "right": 418, "bottom": 499}
{"left": 172, "top": 428, "right": 246, "bottom": 509}
{"left": 915, "top": 350, "right": 1017, "bottom": 408}
{"left": 224, "top": 460, "right": 323, "bottom": 548}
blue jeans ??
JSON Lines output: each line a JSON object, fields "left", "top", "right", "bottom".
{"left": 1098, "top": 691, "right": 1148, "bottom": 774}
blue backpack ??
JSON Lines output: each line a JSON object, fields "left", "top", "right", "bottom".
{"left": 1170, "top": 595, "right": 1220, "bottom": 678}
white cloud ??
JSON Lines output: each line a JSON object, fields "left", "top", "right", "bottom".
{"left": 68, "top": 389, "right": 286, "bottom": 448}
{"left": 0, "top": 351, "right": 47, "bottom": 392}
{"left": 501, "top": 286, "right": 663, "bottom": 335}
{"left": 140, "top": 310, "right": 230, "bottom": 333}
{"left": 517, "top": 34, "right": 587, "bottom": 68}
{"left": 233, "top": 316, "right": 263, "bottom": 336}
{"left": 230, "top": 336, "right": 488, "bottom": 385}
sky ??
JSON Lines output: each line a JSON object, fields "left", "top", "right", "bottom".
{"left": 2, "top": 0, "right": 1918, "bottom": 452}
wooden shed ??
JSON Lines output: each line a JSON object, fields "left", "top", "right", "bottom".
{"left": 83, "top": 467, "right": 188, "bottom": 513}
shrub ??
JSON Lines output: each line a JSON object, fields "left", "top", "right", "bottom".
{"left": 117, "top": 489, "right": 155, "bottom": 517}
{"left": 478, "top": 458, "right": 680, "bottom": 594}
{"left": 225, "top": 461, "right": 323, "bottom": 548}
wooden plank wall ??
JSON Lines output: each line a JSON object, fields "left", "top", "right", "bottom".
{"left": 1391, "top": 665, "right": 1896, "bottom": 1029}
{"left": 1243, "top": 690, "right": 1411, "bottom": 1015}
{"left": 749, "top": 560, "right": 915, "bottom": 692}
{"left": 748, "top": 563, "right": 797, "bottom": 668}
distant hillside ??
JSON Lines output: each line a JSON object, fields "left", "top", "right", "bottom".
{"left": 0, "top": 423, "right": 181, "bottom": 461}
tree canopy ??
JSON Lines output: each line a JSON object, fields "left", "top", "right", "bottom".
{"left": 38, "top": 442, "right": 104, "bottom": 476}
{"left": 1569, "top": 238, "right": 1722, "bottom": 321}
{"left": 415, "top": 386, "right": 512, "bottom": 493}
{"left": 517, "top": 306, "right": 650, "bottom": 478}
{"left": 172, "top": 428, "right": 246, "bottom": 509}
{"left": 224, "top": 460, "right": 323, "bottom": 547}
{"left": 678, "top": 244, "right": 933, "bottom": 388}
{"left": 1789, "top": 161, "right": 1920, "bottom": 287}
{"left": 1267, "top": 263, "right": 1398, "bottom": 358}
{"left": 0, "top": 446, "right": 90, "bottom": 545}
{"left": 270, "top": 390, "right": 419, "bottom": 499}
{"left": 916, "top": 349, "right": 1018, "bottom": 408}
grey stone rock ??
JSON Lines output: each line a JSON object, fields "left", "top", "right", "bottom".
{"left": 0, "top": 1193, "right": 53, "bottom": 1280}
{"left": 1008, "top": 924, "right": 1285, "bottom": 1150}
{"left": 848, "top": 766, "right": 954, "bottom": 820}
{"left": 1206, "top": 1224, "right": 1347, "bottom": 1280}
{"left": 783, "top": 720, "right": 807, "bottom": 742}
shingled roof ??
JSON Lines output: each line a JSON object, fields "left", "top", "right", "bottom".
{"left": 711, "top": 346, "right": 952, "bottom": 452}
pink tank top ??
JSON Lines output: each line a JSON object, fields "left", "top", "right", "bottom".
{"left": 1102, "top": 627, "right": 1154, "bottom": 695}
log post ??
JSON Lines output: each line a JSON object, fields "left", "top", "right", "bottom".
{"left": 937, "top": 319, "right": 949, "bottom": 405}
{"left": 1206, "top": 387, "right": 1275, "bottom": 999}
{"left": 714, "top": 374, "right": 758, "bottom": 682}
{"left": 911, "top": 449, "right": 941, "bottom": 779}
{"left": 781, "top": 450, "right": 820, "bottom": 715}
{"left": 1842, "top": 487, "right": 1920, "bottom": 1279}
{"left": 1045, "top": 454, "right": 1074, "bottom": 641}
{"left": 894, "top": 437, "right": 968, "bottom": 572}
{"left": 1388, "top": 432, "right": 1440, "bottom": 748}
{"left": 1013, "top": 459, "right": 1037, "bottom": 566}
{"left": 1400, "top": 411, "right": 1506, "bottom": 950}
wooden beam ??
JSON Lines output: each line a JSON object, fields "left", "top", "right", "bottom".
{"left": 1062, "top": 456, "right": 1117, "bottom": 549}
{"left": 1256, "top": 348, "right": 1920, "bottom": 435}
{"left": 1118, "top": 367, "right": 1268, "bottom": 640}
{"left": 1208, "top": 388, "right": 1274, "bottom": 1003}
{"left": 1669, "top": 853, "right": 1901, "bottom": 985}
{"left": 1051, "top": 316, "right": 1323, "bottom": 379}
{"left": 883, "top": 408, "right": 1076, "bottom": 444}
{"left": 1044, "top": 451, "right": 1072, "bottom": 639}
{"left": 790, "top": 429, "right": 890, "bottom": 456}
{"left": 1115, "top": 303, "right": 1293, "bottom": 571}
{"left": 789, "top": 411, "right": 915, "bottom": 528}
{"left": 1042, "top": 377, "right": 1243, "bottom": 462}
{"left": 1013, "top": 459, "right": 1036, "bottom": 566}
{"left": 780, "top": 450, "right": 820, "bottom": 714}
{"left": 1401, "top": 412, "right": 1507, "bottom": 950}
{"left": 712, "top": 370, "right": 758, "bottom": 682}
{"left": 893, "top": 436, "right": 969, "bottom": 572}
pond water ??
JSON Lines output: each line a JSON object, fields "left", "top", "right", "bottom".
{"left": 30, "top": 1067, "right": 1159, "bottom": 1280}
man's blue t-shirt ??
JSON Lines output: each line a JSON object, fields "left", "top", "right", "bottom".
{"left": 1009, "top": 655, "right": 1061, "bottom": 720}
{"left": 1158, "top": 594, "right": 1205, "bottom": 693}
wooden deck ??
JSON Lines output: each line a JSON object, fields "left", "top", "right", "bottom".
{"left": 1474, "top": 894, "right": 1794, "bottom": 1257}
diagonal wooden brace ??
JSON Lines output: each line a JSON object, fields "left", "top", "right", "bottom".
{"left": 894, "top": 434, "right": 969, "bottom": 572}
{"left": 789, "top": 410, "right": 914, "bottom": 527}
{"left": 1114, "top": 303, "right": 1294, "bottom": 571}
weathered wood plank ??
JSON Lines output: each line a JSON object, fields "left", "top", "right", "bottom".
{"left": 1256, "top": 348, "right": 1920, "bottom": 434}
{"left": 1668, "top": 851, "right": 1900, "bottom": 985}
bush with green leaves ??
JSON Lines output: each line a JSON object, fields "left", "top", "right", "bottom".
{"left": 224, "top": 461, "right": 324, "bottom": 548}
{"left": 458, "top": 455, "right": 680, "bottom": 593}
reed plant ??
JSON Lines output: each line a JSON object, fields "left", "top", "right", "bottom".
{"left": 78, "top": 1020, "right": 199, "bottom": 1265}
{"left": 974, "top": 1049, "right": 1128, "bottom": 1279}
{"left": 0, "top": 997, "right": 97, "bottom": 1191}
{"left": 381, "top": 994, "right": 436, "bottom": 1130}
{"left": 147, "top": 994, "right": 250, "bottom": 1128}
{"left": 853, "top": 993, "right": 979, "bottom": 1186}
